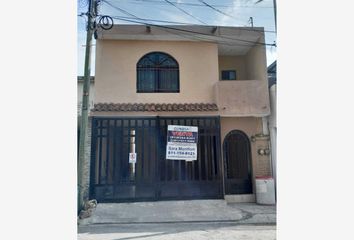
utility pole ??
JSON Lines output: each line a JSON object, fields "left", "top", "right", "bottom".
{"left": 273, "top": 0, "right": 277, "bottom": 32}
{"left": 249, "top": 17, "right": 254, "bottom": 27}
{"left": 78, "top": 0, "right": 95, "bottom": 211}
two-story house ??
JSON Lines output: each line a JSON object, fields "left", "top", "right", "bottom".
{"left": 81, "top": 25, "right": 272, "bottom": 203}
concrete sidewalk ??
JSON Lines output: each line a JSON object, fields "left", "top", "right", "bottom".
{"left": 78, "top": 223, "right": 276, "bottom": 240}
{"left": 78, "top": 200, "right": 276, "bottom": 225}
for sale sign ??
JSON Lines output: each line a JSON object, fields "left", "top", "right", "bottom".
{"left": 166, "top": 125, "right": 198, "bottom": 161}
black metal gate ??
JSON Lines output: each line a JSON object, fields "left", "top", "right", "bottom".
{"left": 90, "top": 116, "right": 223, "bottom": 202}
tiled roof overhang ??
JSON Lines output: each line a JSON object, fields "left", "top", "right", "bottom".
{"left": 92, "top": 103, "right": 218, "bottom": 112}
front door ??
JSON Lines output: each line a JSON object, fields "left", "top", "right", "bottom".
{"left": 223, "top": 130, "right": 253, "bottom": 194}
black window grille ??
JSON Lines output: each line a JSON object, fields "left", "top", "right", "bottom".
{"left": 221, "top": 70, "right": 237, "bottom": 80}
{"left": 137, "top": 52, "right": 179, "bottom": 93}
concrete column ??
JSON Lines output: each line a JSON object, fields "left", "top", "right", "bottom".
{"left": 82, "top": 116, "right": 92, "bottom": 201}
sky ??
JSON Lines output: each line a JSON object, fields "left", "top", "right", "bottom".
{"left": 77, "top": 0, "right": 277, "bottom": 76}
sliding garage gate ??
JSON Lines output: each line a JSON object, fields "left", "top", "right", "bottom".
{"left": 90, "top": 116, "right": 223, "bottom": 202}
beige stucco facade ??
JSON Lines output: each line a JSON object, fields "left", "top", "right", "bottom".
{"left": 94, "top": 40, "right": 219, "bottom": 104}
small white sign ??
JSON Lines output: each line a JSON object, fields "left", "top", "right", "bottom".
{"left": 129, "top": 153, "right": 137, "bottom": 164}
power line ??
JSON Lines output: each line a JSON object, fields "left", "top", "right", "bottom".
{"left": 110, "top": 16, "right": 276, "bottom": 47}
{"left": 111, "top": 15, "right": 193, "bottom": 25}
{"left": 102, "top": 0, "right": 140, "bottom": 18}
{"left": 198, "top": 0, "right": 237, "bottom": 20}
{"left": 101, "top": 0, "right": 276, "bottom": 33}
{"left": 196, "top": 0, "right": 275, "bottom": 33}
{"left": 163, "top": 0, "right": 207, "bottom": 25}
{"left": 116, "top": 0, "right": 273, "bottom": 8}
{"left": 109, "top": 15, "right": 276, "bottom": 34}
{"left": 159, "top": 26, "right": 259, "bottom": 48}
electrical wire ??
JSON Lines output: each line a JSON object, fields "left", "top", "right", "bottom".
{"left": 110, "top": 16, "right": 276, "bottom": 46}
{"left": 101, "top": 0, "right": 276, "bottom": 34}
{"left": 115, "top": 18, "right": 259, "bottom": 48}
{"left": 115, "top": 0, "right": 273, "bottom": 8}
{"left": 102, "top": 0, "right": 140, "bottom": 19}
{"left": 163, "top": 0, "right": 207, "bottom": 25}
{"left": 109, "top": 15, "right": 275, "bottom": 34}
{"left": 197, "top": 0, "right": 241, "bottom": 21}
{"left": 159, "top": 27, "right": 258, "bottom": 47}
{"left": 196, "top": 0, "right": 275, "bottom": 33}
{"left": 110, "top": 15, "right": 194, "bottom": 25}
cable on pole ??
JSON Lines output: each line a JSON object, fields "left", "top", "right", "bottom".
{"left": 98, "top": 15, "right": 114, "bottom": 30}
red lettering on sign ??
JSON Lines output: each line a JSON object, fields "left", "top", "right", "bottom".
{"left": 171, "top": 131, "right": 193, "bottom": 137}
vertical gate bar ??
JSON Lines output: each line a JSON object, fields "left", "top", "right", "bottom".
{"left": 212, "top": 136, "right": 217, "bottom": 177}
{"left": 205, "top": 119, "right": 210, "bottom": 181}
{"left": 128, "top": 119, "right": 132, "bottom": 182}
{"left": 161, "top": 118, "right": 164, "bottom": 182}
{"left": 165, "top": 119, "right": 169, "bottom": 181}
{"left": 215, "top": 117, "right": 222, "bottom": 183}
{"left": 120, "top": 120, "right": 125, "bottom": 183}
{"left": 210, "top": 128, "right": 215, "bottom": 181}
{"left": 197, "top": 119, "right": 202, "bottom": 181}
{"left": 171, "top": 119, "right": 177, "bottom": 181}
{"left": 148, "top": 119, "right": 153, "bottom": 182}
{"left": 179, "top": 119, "right": 188, "bottom": 181}
{"left": 112, "top": 120, "right": 117, "bottom": 185}
{"left": 114, "top": 120, "right": 119, "bottom": 186}
{"left": 178, "top": 119, "right": 182, "bottom": 181}
{"left": 142, "top": 119, "right": 145, "bottom": 181}
{"left": 155, "top": 117, "right": 160, "bottom": 199}
{"left": 105, "top": 120, "right": 110, "bottom": 184}
{"left": 136, "top": 120, "right": 140, "bottom": 181}
{"left": 185, "top": 119, "right": 194, "bottom": 181}
{"left": 98, "top": 120, "right": 103, "bottom": 185}
{"left": 203, "top": 119, "right": 209, "bottom": 181}
{"left": 144, "top": 119, "right": 154, "bottom": 182}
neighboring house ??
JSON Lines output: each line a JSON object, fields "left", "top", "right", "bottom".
{"left": 81, "top": 25, "right": 272, "bottom": 203}
{"left": 267, "top": 61, "right": 277, "bottom": 192}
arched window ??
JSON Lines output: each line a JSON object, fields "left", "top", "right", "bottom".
{"left": 137, "top": 52, "right": 179, "bottom": 93}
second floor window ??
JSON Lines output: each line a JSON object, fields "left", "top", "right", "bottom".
{"left": 137, "top": 52, "right": 179, "bottom": 93}
{"left": 221, "top": 70, "right": 237, "bottom": 80}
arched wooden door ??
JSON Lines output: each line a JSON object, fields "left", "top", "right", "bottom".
{"left": 223, "top": 130, "right": 252, "bottom": 194}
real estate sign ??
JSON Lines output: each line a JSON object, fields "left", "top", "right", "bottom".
{"left": 166, "top": 125, "right": 198, "bottom": 161}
